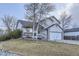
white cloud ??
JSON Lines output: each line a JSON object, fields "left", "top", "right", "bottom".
{"left": 57, "top": 3, "right": 73, "bottom": 16}
{"left": 65, "top": 3, "right": 73, "bottom": 14}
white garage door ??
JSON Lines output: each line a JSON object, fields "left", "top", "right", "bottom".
{"left": 49, "top": 32, "right": 61, "bottom": 41}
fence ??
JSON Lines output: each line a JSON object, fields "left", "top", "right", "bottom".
{"left": 64, "top": 36, "right": 79, "bottom": 40}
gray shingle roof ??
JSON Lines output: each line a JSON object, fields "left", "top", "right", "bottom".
{"left": 18, "top": 20, "right": 33, "bottom": 28}
{"left": 17, "top": 20, "right": 44, "bottom": 31}
{"left": 64, "top": 28, "right": 79, "bottom": 32}
{"left": 17, "top": 16, "right": 60, "bottom": 29}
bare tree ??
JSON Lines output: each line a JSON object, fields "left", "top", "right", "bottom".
{"left": 1, "top": 15, "right": 17, "bottom": 32}
{"left": 24, "top": 3, "right": 39, "bottom": 39}
{"left": 60, "top": 12, "right": 72, "bottom": 30}
{"left": 59, "top": 11, "right": 72, "bottom": 39}
{"left": 24, "top": 3, "right": 55, "bottom": 39}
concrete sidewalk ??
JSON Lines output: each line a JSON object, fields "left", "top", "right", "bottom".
{"left": 54, "top": 40, "right": 79, "bottom": 45}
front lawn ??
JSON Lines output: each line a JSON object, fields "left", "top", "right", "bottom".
{"left": 0, "top": 39, "right": 79, "bottom": 56}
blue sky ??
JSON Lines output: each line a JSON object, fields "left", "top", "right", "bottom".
{"left": 0, "top": 3, "right": 66, "bottom": 29}
{"left": 0, "top": 3, "right": 76, "bottom": 29}
{"left": 0, "top": 3, "right": 25, "bottom": 28}
{"left": 0, "top": 3, "right": 66, "bottom": 20}
{"left": 0, "top": 3, "right": 25, "bottom": 19}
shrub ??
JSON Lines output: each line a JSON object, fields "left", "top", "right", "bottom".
{"left": 0, "top": 29, "right": 22, "bottom": 41}
{"left": 9, "top": 29, "right": 22, "bottom": 39}
{"left": 0, "top": 34, "right": 11, "bottom": 41}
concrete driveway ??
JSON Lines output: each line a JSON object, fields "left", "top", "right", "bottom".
{"left": 54, "top": 40, "right": 79, "bottom": 45}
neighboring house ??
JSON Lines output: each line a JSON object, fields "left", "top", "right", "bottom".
{"left": 0, "top": 29, "right": 3, "bottom": 35}
{"left": 0, "top": 29, "right": 8, "bottom": 36}
{"left": 17, "top": 16, "right": 63, "bottom": 41}
{"left": 17, "top": 20, "right": 33, "bottom": 38}
{"left": 64, "top": 28, "right": 79, "bottom": 36}
{"left": 64, "top": 28, "right": 79, "bottom": 40}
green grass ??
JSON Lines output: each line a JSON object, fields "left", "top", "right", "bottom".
{"left": 0, "top": 39, "right": 79, "bottom": 56}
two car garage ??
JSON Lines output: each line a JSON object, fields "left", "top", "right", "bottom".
{"left": 47, "top": 25, "right": 62, "bottom": 41}
{"left": 49, "top": 32, "right": 62, "bottom": 41}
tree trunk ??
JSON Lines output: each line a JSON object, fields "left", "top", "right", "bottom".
{"left": 61, "top": 17, "right": 64, "bottom": 40}
{"left": 32, "top": 22, "right": 35, "bottom": 40}
{"left": 36, "top": 22, "right": 39, "bottom": 40}
{"left": 32, "top": 3, "right": 36, "bottom": 40}
{"left": 36, "top": 12, "right": 42, "bottom": 40}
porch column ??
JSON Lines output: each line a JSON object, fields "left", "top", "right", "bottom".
{"left": 47, "top": 29, "right": 49, "bottom": 40}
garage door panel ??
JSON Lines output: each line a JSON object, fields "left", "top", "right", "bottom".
{"left": 49, "top": 32, "right": 61, "bottom": 40}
